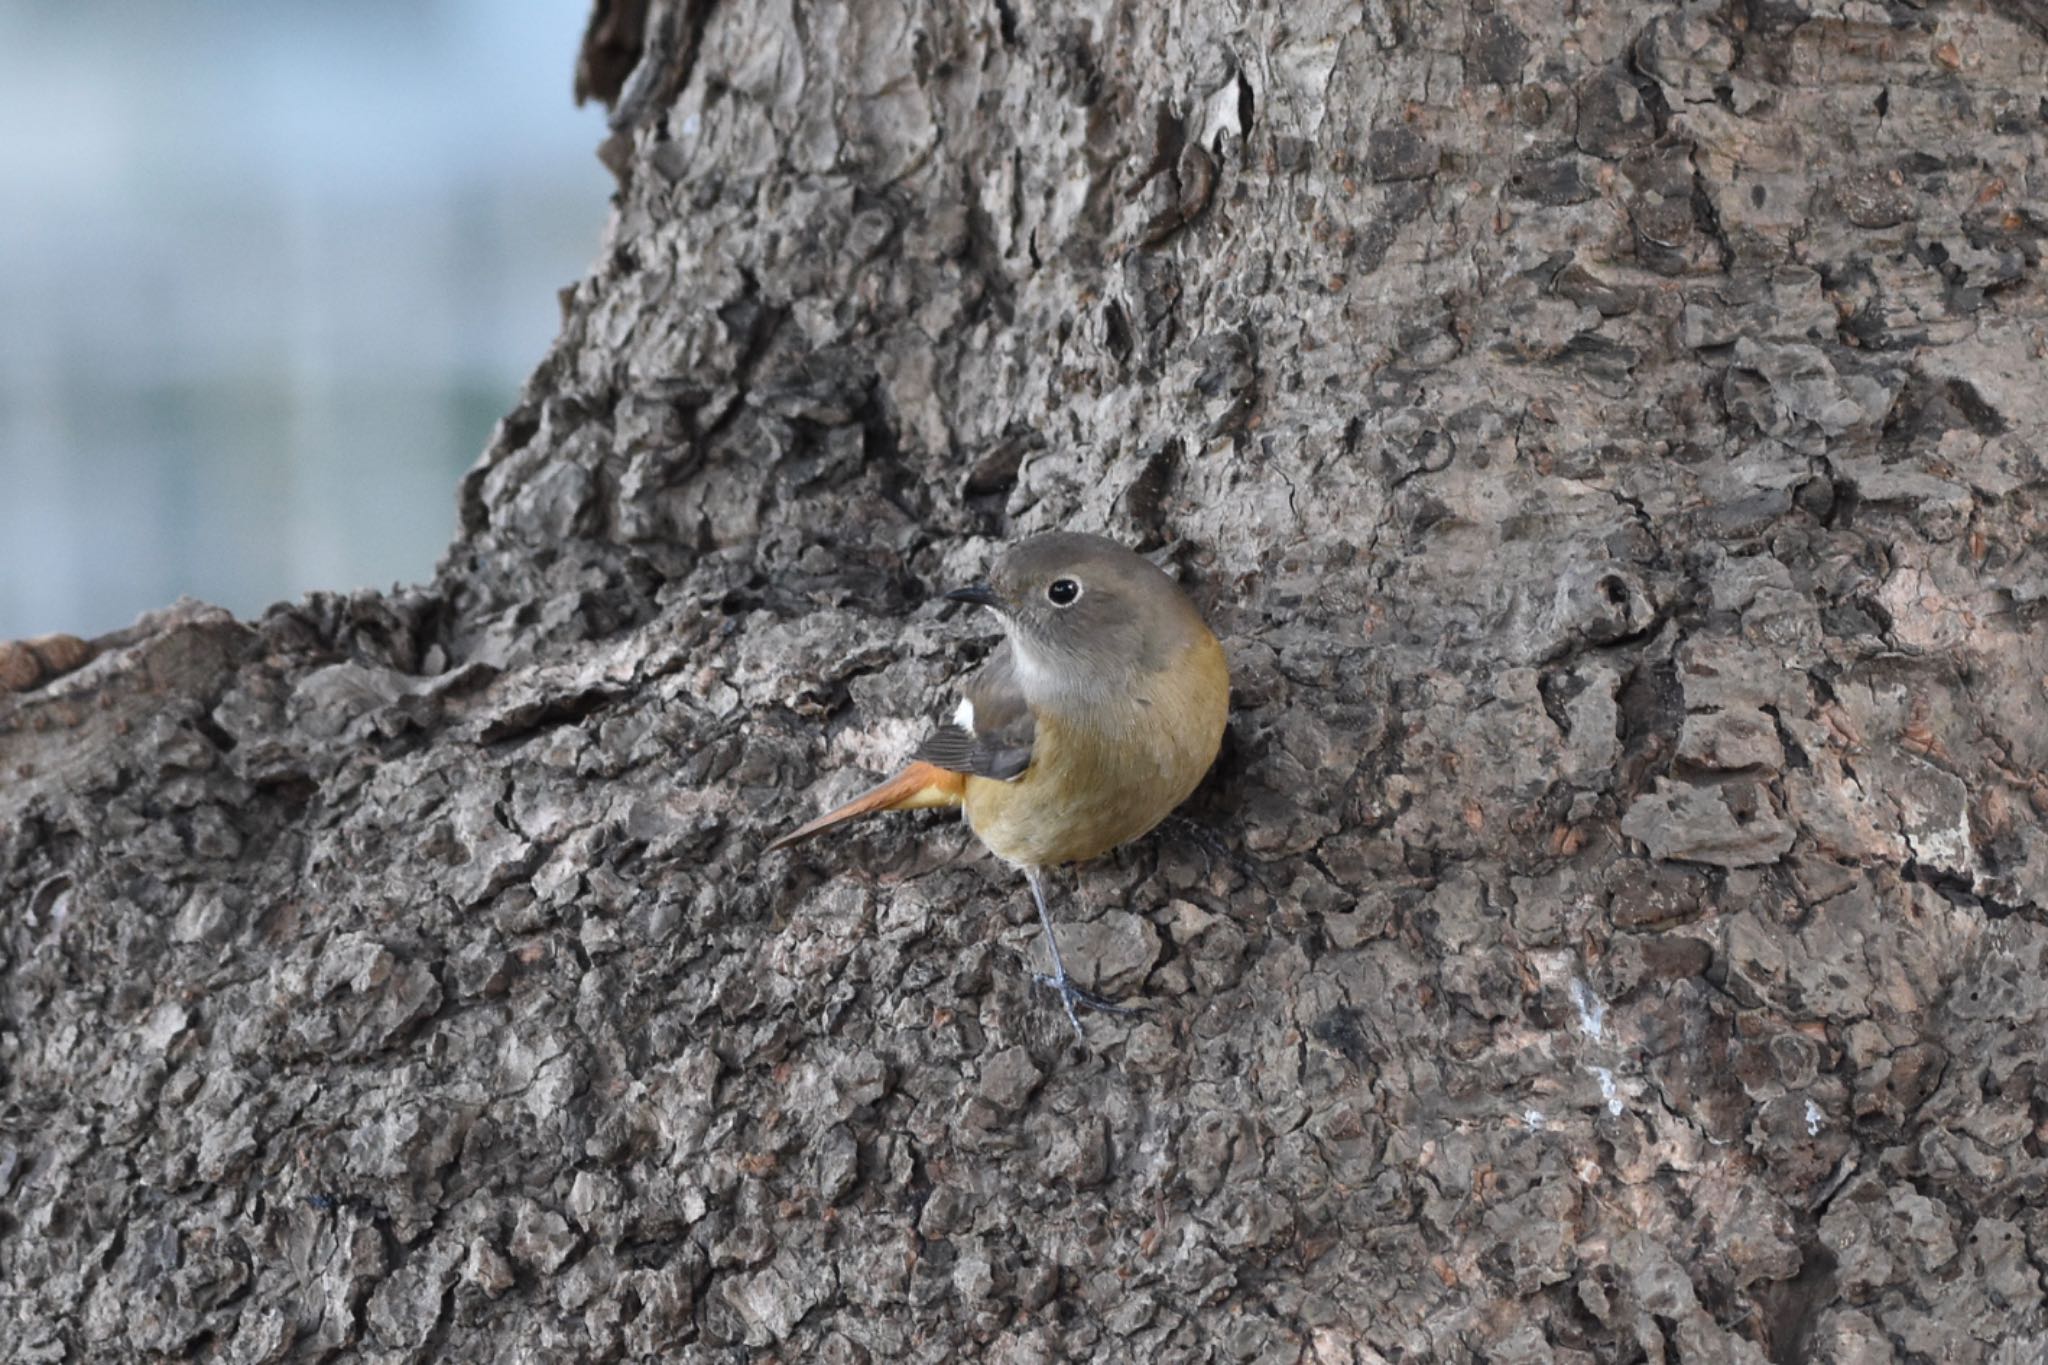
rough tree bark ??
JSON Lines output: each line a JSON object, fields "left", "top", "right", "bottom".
{"left": 6, "top": 0, "right": 2048, "bottom": 1360}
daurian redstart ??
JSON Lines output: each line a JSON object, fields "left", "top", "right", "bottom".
{"left": 764, "top": 532, "right": 1231, "bottom": 1039}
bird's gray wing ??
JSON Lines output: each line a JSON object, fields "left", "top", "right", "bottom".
{"left": 911, "top": 642, "right": 1035, "bottom": 781}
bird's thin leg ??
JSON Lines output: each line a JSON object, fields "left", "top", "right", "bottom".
{"left": 1025, "top": 865, "right": 1142, "bottom": 1041}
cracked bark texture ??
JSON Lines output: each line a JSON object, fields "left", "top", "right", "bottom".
{"left": 6, "top": 1, "right": 2048, "bottom": 1361}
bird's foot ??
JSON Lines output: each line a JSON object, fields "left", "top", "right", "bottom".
{"left": 1162, "top": 814, "right": 1268, "bottom": 889}
{"left": 1032, "top": 969, "right": 1144, "bottom": 1041}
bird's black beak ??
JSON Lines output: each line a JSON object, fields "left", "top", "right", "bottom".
{"left": 943, "top": 583, "right": 1001, "bottom": 610}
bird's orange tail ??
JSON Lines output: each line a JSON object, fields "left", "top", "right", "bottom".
{"left": 760, "top": 760, "right": 967, "bottom": 857}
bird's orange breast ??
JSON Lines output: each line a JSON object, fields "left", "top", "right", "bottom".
{"left": 964, "top": 631, "right": 1228, "bottom": 867}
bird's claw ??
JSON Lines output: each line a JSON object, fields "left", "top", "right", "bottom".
{"left": 1032, "top": 969, "right": 1144, "bottom": 1041}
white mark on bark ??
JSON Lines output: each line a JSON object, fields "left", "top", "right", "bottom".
{"left": 1905, "top": 803, "right": 1973, "bottom": 876}
{"left": 1569, "top": 977, "right": 1606, "bottom": 1040}
{"left": 1591, "top": 1066, "right": 1624, "bottom": 1116}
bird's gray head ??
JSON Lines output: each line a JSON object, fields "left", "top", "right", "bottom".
{"left": 944, "top": 532, "right": 1208, "bottom": 700}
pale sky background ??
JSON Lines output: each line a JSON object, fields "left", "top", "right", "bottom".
{"left": 0, "top": 1, "right": 612, "bottom": 638}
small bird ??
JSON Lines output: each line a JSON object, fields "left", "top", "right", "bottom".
{"left": 764, "top": 532, "right": 1231, "bottom": 1039}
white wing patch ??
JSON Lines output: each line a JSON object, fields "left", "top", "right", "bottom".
{"left": 952, "top": 696, "right": 975, "bottom": 730}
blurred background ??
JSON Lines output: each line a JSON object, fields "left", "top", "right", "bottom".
{"left": 0, "top": 1, "right": 610, "bottom": 639}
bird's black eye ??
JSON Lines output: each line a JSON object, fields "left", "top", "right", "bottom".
{"left": 1046, "top": 578, "right": 1081, "bottom": 607}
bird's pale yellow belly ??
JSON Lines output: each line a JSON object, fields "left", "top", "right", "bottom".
{"left": 964, "top": 633, "right": 1228, "bottom": 867}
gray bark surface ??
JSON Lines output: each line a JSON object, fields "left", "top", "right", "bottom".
{"left": 6, "top": 1, "right": 2048, "bottom": 1360}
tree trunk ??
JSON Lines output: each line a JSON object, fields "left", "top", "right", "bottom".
{"left": 7, "top": 1, "right": 2048, "bottom": 1360}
